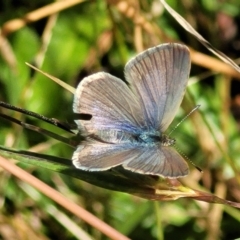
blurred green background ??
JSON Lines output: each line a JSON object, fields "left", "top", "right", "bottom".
{"left": 0, "top": 0, "right": 240, "bottom": 239}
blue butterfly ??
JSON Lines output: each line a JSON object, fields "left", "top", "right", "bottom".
{"left": 73, "top": 43, "right": 191, "bottom": 178}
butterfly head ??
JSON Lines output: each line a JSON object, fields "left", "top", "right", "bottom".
{"left": 161, "top": 134, "right": 176, "bottom": 147}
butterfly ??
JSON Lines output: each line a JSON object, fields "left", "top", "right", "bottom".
{"left": 72, "top": 43, "right": 191, "bottom": 178}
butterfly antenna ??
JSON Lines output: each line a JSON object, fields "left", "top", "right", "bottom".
{"left": 174, "top": 145, "right": 203, "bottom": 173}
{"left": 168, "top": 105, "right": 200, "bottom": 136}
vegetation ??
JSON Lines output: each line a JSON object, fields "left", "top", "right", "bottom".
{"left": 0, "top": 0, "right": 240, "bottom": 239}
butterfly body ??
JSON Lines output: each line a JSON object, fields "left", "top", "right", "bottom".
{"left": 88, "top": 128, "right": 175, "bottom": 147}
{"left": 73, "top": 43, "right": 191, "bottom": 178}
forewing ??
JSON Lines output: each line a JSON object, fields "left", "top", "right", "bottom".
{"left": 125, "top": 43, "right": 191, "bottom": 131}
{"left": 74, "top": 72, "right": 145, "bottom": 135}
{"left": 122, "top": 146, "right": 189, "bottom": 178}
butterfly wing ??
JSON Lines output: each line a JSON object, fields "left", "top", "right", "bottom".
{"left": 73, "top": 140, "right": 188, "bottom": 177}
{"left": 73, "top": 72, "right": 145, "bottom": 137}
{"left": 122, "top": 146, "right": 189, "bottom": 177}
{"left": 125, "top": 43, "right": 191, "bottom": 132}
{"left": 72, "top": 141, "right": 140, "bottom": 171}
{"left": 73, "top": 72, "right": 146, "bottom": 170}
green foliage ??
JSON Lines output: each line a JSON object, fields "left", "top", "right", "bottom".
{"left": 1, "top": 0, "right": 240, "bottom": 239}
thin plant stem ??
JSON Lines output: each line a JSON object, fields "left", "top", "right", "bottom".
{"left": 154, "top": 201, "right": 164, "bottom": 240}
